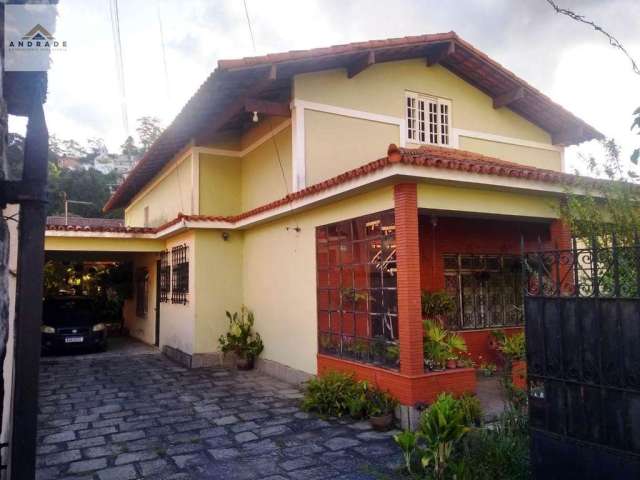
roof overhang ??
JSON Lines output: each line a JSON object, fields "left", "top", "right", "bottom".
{"left": 104, "top": 32, "right": 604, "bottom": 212}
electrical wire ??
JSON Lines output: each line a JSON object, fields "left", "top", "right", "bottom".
{"left": 109, "top": 0, "right": 129, "bottom": 136}
{"left": 242, "top": 0, "right": 299, "bottom": 232}
{"left": 156, "top": 1, "right": 171, "bottom": 105}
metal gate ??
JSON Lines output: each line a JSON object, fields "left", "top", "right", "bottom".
{"left": 524, "top": 244, "right": 640, "bottom": 479}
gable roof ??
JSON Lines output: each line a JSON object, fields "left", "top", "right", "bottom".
{"left": 104, "top": 31, "right": 603, "bottom": 212}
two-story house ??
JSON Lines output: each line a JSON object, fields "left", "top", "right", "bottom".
{"left": 45, "top": 32, "right": 602, "bottom": 417}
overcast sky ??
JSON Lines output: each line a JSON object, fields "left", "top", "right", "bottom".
{"left": 9, "top": 0, "right": 640, "bottom": 172}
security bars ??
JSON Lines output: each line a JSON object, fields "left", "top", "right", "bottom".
{"left": 159, "top": 249, "right": 170, "bottom": 303}
{"left": 171, "top": 244, "right": 189, "bottom": 304}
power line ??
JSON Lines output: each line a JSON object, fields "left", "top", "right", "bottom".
{"left": 242, "top": 0, "right": 257, "bottom": 53}
{"left": 156, "top": 1, "right": 171, "bottom": 105}
{"left": 109, "top": 0, "right": 129, "bottom": 136}
{"left": 242, "top": 0, "right": 294, "bottom": 207}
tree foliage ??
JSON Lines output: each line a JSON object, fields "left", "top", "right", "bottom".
{"left": 135, "top": 116, "right": 163, "bottom": 153}
{"left": 47, "top": 167, "right": 123, "bottom": 218}
{"left": 559, "top": 139, "right": 640, "bottom": 246}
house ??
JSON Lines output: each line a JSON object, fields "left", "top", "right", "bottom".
{"left": 44, "top": 32, "right": 602, "bottom": 421}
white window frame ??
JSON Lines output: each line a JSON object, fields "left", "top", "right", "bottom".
{"left": 405, "top": 92, "right": 452, "bottom": 146}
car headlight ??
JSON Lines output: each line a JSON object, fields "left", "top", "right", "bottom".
{"left": 92, "top": 323, "right": 106, "bottom": 332}
{"left": 41, "top": 325, "right": 55, "bottom": 334}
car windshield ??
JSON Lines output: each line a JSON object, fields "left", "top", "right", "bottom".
{"left": 43, "top": 299, "right": 97, "bottom": 326}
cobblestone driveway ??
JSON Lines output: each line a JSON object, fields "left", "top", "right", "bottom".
{"left": 37, "top": 347, "right": 401, "bottom": 480}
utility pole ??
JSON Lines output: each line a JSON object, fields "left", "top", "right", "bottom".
{"left": 62, "top": 191, "right": 94, "bottom": 225}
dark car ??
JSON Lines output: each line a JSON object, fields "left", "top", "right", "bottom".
{"left": 41, "top": 297, "right": 107, "bottom": 353}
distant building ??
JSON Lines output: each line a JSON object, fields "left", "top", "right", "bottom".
{"left": 93, "top": 153, "right": 139, "bottom": 175}
{"left": 57, "top": 156, "right": 82, "bottom": 170}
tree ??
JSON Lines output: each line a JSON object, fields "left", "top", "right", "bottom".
{"left": 135, "top": 116, "right": 163, "bottom": 153}
{"left": 6, "top": 132, "right": 24, "bottom": 180}
{"left": 120, "top": 135, "right": 140, "bottom": 157}
{"left": 46, "top": 168, "right": 124, "bottom": 219}
{"left": 86, "top": 137, "right": 107, "bottom": 163}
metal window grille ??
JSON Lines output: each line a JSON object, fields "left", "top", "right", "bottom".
{"left": 171, "top": 244, "right": 189, "bottom": 304}
{"left": 159, "top": 250, "right": 170, "bottom": 302}
{"left": 315, "top": 210, "right": 399, "bottom": 370}
{"left": 135, "top": 267, "right": 149, "bottom": 317}
{"left": 444, "top": 253, "right": 524, "bottom": 330}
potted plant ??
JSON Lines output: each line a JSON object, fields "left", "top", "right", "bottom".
{"left": 423, "top": 320, "right": 468, "bottom": 371}
{"left": 366, "top": 388, "right": 398, "bottom": 431}
{"left": 498, "top": 332, "right": 526, "bottom": 389}
{"left": 421, "top": 290, "right": 457, "bottom": 326}
{"left": 479, "top": 362, "right": 497, "bottom": 377}
{"left": 218, "top": 307, "right": 264, "bottom": 370}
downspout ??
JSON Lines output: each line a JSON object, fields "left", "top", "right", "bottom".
{"left": 9, "top": 100, "right": 48, "bottom": 480}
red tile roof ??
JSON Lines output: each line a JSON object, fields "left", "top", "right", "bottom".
{"left": 104, "top": 32, "right": 603, "bottom": 212}
{"left": 54, "top": 145, "right": 597, "bottom": 236}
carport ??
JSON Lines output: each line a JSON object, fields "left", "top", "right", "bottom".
{"left": 44, "top": 226, "right": 165, "bottom": 348}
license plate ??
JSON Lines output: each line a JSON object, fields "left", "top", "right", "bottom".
{"left": 65, "top": 336, "right": 84, "bottom": 343}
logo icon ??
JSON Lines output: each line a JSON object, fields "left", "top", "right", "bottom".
{"left": 22, "top": 24, "right": 54, "bottom": 41}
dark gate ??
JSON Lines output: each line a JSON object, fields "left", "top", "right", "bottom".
{"left": 524, "top": 243, "right": 640, "bottom": 479}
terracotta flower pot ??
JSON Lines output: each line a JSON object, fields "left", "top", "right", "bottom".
{"left": 446, "top": 359, "right": 457, "bottom": 369}
{"left": 369, "top": 413, "right": 394, "bottom": 431}
{"left": 236, "top": 355, "right": 255, "bottom": 371}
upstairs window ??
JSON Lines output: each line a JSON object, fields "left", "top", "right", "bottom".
{"left": 171, "top": 244, "right": 189, "bottom": 304}
{"left": 159, "top": 250, "right": 170, "bottom": 303}
{"left": 406, "top": 92, "right": 451, "bottom": 146}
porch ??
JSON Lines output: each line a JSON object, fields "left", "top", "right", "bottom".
{"left": 315, "top": 182, "right": 570, "bottom": 407}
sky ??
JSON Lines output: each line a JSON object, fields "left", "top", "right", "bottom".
{"left": 8, "top": 0, "right": 640, "bottom": 173}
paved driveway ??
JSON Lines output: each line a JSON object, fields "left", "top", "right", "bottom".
{"left": 36, "top": 341, "right": 401, "bottom": 480}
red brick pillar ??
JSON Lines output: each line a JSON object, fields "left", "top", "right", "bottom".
{"left": 394, "top": 183, "right": 424, "bottom": 376}
{"left": 549, "top": 219, "right": 573, "bottom": 294}
{"left": 549, "top": 219, "right": 572, "bottom": 250}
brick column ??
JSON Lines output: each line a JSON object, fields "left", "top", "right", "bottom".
{"left": 394, "top": 183, "right": 424, "bottom": 376}
{"left": 549, "top": 219, "right": 573, "bottom": 294}
{"left": 549, "top": 219, "right": 572, "bottom": 250}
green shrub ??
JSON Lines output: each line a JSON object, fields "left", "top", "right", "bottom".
{"left": 419, "top": 393, "right": 470, "bottom": 479}
{"left": 499, "top": 333, "right": 525, "bottom": 362}
{"left": 301, "top": 371, "right": 360, "bottom": 417}
{"left": 457, "top": 393, "right": 483, "bottom": 427}
{"left": 365, "top": 388, "right": 397, "bottom": 417}
{"left": 453, "top": 409, "right": 530, "bottom": 480}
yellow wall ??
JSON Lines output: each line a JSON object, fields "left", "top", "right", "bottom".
{"left": 305, "top": 111, "right": 399, "bottom": 185}
{"left": 241, "top": 126, "right": 292, "bottom": 211}
{"left": 159, "top": 231, "right": 197, "bottom": 354}
{"left": 125, "top": 153, "right": 193, "bottom": 227}
{"left": 44, "top": 236, "right": 164, "bottom": 252}
{"left": 459, "top": 137, "right": 561, "bottom": 171}
{"left": 242, "top": 186, "right": 394, "bottom": 374}
{"left": 193, "top": 230, "right": 244, "bottom": 353}
{"left": 295, "top": 59, "right": 562, "bottom": 181}
{"left": 417, "top": 182, "right": 560, "bottom": 219}
{"left": 198, "top": 153, "right": 242, "bottom": 216}
{"left": 124, "top": 252, "right": 157, "bottom": 345}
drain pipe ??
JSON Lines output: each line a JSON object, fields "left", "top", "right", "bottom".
{"left": 9, "top": 100, "right": 48, "bottom": 480}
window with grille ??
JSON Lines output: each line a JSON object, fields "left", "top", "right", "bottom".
{"left": 443, "top": 254, "right": 523, "bottom": 330}
{"left": 406, "top": 92, "right": 451, "bottom": 146}
{"left": 159, "top": 250, "right": 170, "bottom": 303}
{"left": 171, "top": 244, "right": 189, "bottom": 304}
{"left": 316, "top": 210, "right": 399, "bottom": 370}
{"left": 135, "top": 267, "right": 149, "bottom": 317}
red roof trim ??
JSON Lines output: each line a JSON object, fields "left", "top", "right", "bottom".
{"left": 52, "top": 145, "right": 597, "bottom": 236}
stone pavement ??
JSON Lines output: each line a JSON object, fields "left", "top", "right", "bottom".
{"left": 36, "top": 346, "right": 402, "bottom": 480}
